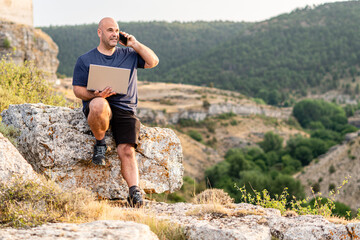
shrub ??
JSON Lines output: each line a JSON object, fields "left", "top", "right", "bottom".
{"left": 215, "top": 112, "right": 236, "bottom": 120}
{"left": 0, "top": 122, "right": 20, "bottom": 146}
{"left": 311, "top": 182, "right": 320, "bottom": 193}
{"left": 259, "top": 131, "right": 283, "bottom": 153}
{"left": 329, "top": 165, "right": 336, "bottom": 174}
{"left": 293, "top": 99, "right": 346, "bottom": 128}
{"left": 192, "top": 189, "right": 234, "bottom": 205}
{"left": 0, "top": 55, "right": 66, "bottom": 113}
{"left": 202, "top": 100, "right": 210, "bottom": 109}
{"left": 187, "top": 130, "right": 203, "bottom": 142}
{"left": 329, "top": 183, "right": 336, "bottom": 191}
{"left": 3, "top": 38, "right": 11, "bottom": 49}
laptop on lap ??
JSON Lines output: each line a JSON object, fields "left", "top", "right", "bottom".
{"left": 87, "top": 64, "right": 131, "bottom": 94}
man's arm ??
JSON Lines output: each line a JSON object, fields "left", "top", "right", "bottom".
{"left": 73, "top": 86, "right": 116, "bottom": 101}
{"left": 120, "top": 32, "right": 159, "bottom": 69}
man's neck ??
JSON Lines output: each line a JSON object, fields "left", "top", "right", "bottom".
{"left": 97, "top": 45, "right": 116, "bottom": 56}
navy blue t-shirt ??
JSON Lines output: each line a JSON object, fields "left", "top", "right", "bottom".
{"left": 72, "top": 47, "right": 145, "bottom": 113}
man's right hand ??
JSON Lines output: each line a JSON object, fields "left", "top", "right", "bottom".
{"left": 73, "top": 85, "right": 116, "bottom": 101}
{"left": 94, "top": 87, "right": 116, "bottom": 98}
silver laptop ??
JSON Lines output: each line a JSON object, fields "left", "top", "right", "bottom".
{"left": 87, "top": 64, "right": 131, "bottom": 94}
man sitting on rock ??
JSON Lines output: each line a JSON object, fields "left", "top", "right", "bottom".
{"left": 72, "top": 17, "right": 159, "bottom": 207}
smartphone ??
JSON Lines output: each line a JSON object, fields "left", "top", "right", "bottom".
{"left": 119, "top": 33, "right": 128, "bottom": 46}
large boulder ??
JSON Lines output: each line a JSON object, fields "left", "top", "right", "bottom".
{"left": 1, "top": 103, "right": 184, "bottom": 199}
{"left": 0, "top": 132, "right": 39, "bottom": 183}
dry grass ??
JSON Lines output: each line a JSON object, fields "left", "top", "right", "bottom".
{"left": 192, "top": 188, "right": 234, "bottom": 205}
{"left": 326, "top": 216, "right": 360, "bottom": 225}
{"left": 186, "top": 203, "right": 265, "bottom": 218}
{"left": 83, "top": 201, "right": 186, "bottom": 240}
{"left": 188, "top": 188, "right": 264, "bottom": 218}
{"left": 0, "top": 177, "right": 186, "bottom": 240}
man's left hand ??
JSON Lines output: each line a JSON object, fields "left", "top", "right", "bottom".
{"left": 119, "top": 31, "right": 137, "bottom": 48}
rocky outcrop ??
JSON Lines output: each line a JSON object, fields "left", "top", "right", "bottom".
{"left": 0, "top": 20, "right": 59, "bottom": 80}
{"left": 1, "top": 103, "right": 184, "bottom": 199}
{"left": 148, "top": 202, "right": 359, "bottom": 240}
{"left": 138, "top": 103, "right": 292, "bottom": 125}
{"left": 0, "top": 132, "right": 39, "bottom": 182}
{"left": 0, "top": 220, "right": 159, "bottom": 240}
{"left": 1, "top": 200, "right": 358, "bottom": 239}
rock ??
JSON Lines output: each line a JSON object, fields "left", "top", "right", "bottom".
{"left": 268, "top": 215, "right": 349, "bottom": 240}
{"left": 148, "top": 202, "right": 360, "bottom": 240}
{"left": 1, "top": 103, "right": 184, "bottom": 199}
{"left": 138, "top": 103, "right": 291, "bottom": 125}
{"left": 0, "top": 132, "right": 39, "bottom": 183}
{"left": 0, "top": 220, "right": 159, "bottom": 240}
{"left": 0, "top": 20, "right": 59, "bottom": 80}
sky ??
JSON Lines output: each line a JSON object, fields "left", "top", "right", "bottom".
{"left": 33, "top": 0, "right": 346, "bottom": 27}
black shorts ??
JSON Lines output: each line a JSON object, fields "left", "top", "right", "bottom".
{"left": 83, "top": 102, "right": 140, "bottom": 148}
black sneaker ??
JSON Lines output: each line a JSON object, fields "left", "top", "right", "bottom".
{"left": 127, "top": 187, "right": 144, "bottom": 208}
{"left": 92, "top": 144, "right": 106, "bottom": 166}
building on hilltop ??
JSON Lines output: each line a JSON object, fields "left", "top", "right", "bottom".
{"left": 0, "top": 0, "right": 33, "bottom": 26}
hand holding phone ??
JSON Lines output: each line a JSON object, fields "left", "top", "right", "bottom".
{"left": 119, "top": 33, "right": 128, "bottom": 46}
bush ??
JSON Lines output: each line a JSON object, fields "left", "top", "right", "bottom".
{"left": 259, "top": 131, "right": 283, "bottom": 153}
{"left": 187, "top": 130, "right": 203, "bottom": 142}
{"left": 0, "top": 122, "right": 20, "bottom": 146}
{"left": 3, "top": 38, "right": 11, "bottom": 49}
{"left": 293, "top": 99, "right": 346, "bottom": 128}
{"left": 192, "top": 189, "right": 234, "bottom": 205}
{"left": 329, "top": 165, "right": 336, "bottom": 174}
{"left": 0, "top": 55, "right": 66, "bottom": 113}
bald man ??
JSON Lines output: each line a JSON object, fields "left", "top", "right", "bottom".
{"left": 72, "top": 17, "right": 159, "bottom": 207}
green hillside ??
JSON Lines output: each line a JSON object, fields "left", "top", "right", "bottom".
{"left": 163, "top": 1, "right": 360, "bottom": 105}
{"left": 41, "top": 21, "right": 248, "bottom": 80}
{"left": 41, "top": 1, "right": 360, "bottom": 105}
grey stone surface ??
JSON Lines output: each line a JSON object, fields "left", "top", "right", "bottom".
{"left": 147, "top": 202, "right": 360, "bottom": 240}
{"left": 0, "top": 220, "right": 159, "bottom": 240}
{"left": 0, "top": 132, "right": 39, "bottom": 183}
{"left": 1, "top": 103, "right": 184, "bottom": 199}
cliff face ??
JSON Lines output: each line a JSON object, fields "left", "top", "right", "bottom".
{"left": 0, "top": 20, "right": 59, "bottom": 80}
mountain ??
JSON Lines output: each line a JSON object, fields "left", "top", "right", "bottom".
{"left": 40, "top": 21, "right": 247, "bottom": 79}
{"left": 41, "top": 1, "right": 360, "bottom": 106}
{"left": 163, "top": 1, "right": 360, "bottom": 104}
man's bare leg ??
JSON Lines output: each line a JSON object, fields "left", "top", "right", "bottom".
{"left": 117, "top": 143, "right": 139, "bottom": 186}
{"left": 87, "top": 97, "right": 112, "bottom": 140}
{"left": 117, "top": 143, "right": 143, "bottom": 207}
{"left": 88, "top": 97, "right": 112, "bottom": 165}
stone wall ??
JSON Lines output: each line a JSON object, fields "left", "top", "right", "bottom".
{"left": 0, "top": 0, "right": 33, "bottom": 26}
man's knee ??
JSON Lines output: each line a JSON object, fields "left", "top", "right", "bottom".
{"left": 117, "top": 144, "right": 136, "bottom": 161}
{"left": 89, "top": 98, "right": 111, "bottom": 116}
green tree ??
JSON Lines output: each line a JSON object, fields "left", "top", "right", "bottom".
{"left": 259, "top": 131, "right": 283, "bottom": 153}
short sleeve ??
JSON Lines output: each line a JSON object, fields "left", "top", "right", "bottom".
{"left": 72, "top": 57, "right": 88, "bottom": 86}
{"left": 137, "top": 55, "right": 145, "bottom": 69}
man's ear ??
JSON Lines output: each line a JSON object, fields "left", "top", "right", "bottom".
{"left": 97, "top": 29, "right": 102, "bottom": 38}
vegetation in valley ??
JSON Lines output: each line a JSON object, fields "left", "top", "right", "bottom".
{"left": 204, "top": 99, "right": 358, "bottom": 218}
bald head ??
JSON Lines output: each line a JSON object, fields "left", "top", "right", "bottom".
{"left": 97, "top": 17, "right": 120, "bottom": 52}
{"left": 98, "top": 17, "right": 119, "bottom": 30}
